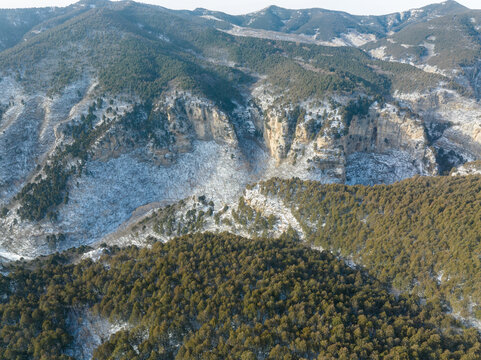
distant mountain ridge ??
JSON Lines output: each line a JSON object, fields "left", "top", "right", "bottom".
{"left": 0, "top": 1, "right": 471, "bottom": 53}
{"left": 193, "top": 0, "right": 468, "bottom": 43}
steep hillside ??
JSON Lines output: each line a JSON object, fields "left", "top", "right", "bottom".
{"left": 256, "top": 176, "right": 481, "bottom": 323}
{"left": 364, "top": 8, "right": 481, "bottom": 100}
{"left": 0, "top": 0, "right": 115, "bottom": 52}
{"left": 118, "top": 175, "right": 481, "bottom": 327}
{"left": 4, "top": 1, "right": 481, "bottom": 356}
{"left": 2, "top": 233, "right": 481, "bottom": 359}
{"left": 0, "top": 0, "right": 481, "bottom": 260}
{"left": 0, "top": 8, "right": 63, "bottom": 52}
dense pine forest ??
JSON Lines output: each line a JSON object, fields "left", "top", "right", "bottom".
{"left": 258, "top": 175, "right": 481, "bottom": 318}
{"left": 2, "top": 233, "right": 481, "bottom": 359}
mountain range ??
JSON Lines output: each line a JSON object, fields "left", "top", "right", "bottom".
{"left": 3, "top": 0, "right": 481, "bottom": 357}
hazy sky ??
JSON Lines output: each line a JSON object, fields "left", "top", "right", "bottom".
{"left": 0, "top": 0, "right": 479, "bottom": 15}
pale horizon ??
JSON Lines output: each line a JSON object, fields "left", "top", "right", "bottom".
{"left": 0, "top": 0, "right": 479, "bottom": 16}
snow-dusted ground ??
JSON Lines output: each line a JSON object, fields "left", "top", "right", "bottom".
{"left": 346, "top": 150, "right": 426, "bottom": 185}
{"left": 59, "top": 141, "right": 252, "bottom": 242}
{"left": 2, "top": 75, "right": 481, "bottom": 261}
{"left": 0, "top": 97, "right": 41, "bottom": 203}
{"left": 65, "top": 310, "right": 129, "bottom": 360}
{"left": 0, "top": 76, "right": 93, "bottom": 205}
{"left": 0, "top": 250, "right": 31, "bottom": 262}
{"left": 81, "top": 247, "right": 107, "bottom": 262}
{"left": 369, "top": 46, "right": 387, "bottom": 60}
{"left": 320, "top": 31, "right": 377, "bottom": 47}
{"left": 0, "top": 140, "right": 261, "bottom": 257}
{"left": 244, "top": 185, "right": 305, "bottom": 239}
{"left": 421, "top": 41, "right": 436, "bottom": 62}
{"left": 448, "top": 300, "right": 481, "bottom": 332}
{"left": 222, "top": 25, "right": 328, "bottom": 46}
{"left": 398, "top": 89, "right": 481, "bottom": 160}
{"left": 222, "top": 25, "right": 376, "bottom": 48}
{"left": 200, "top": 15, "right": 224, "bottom": 22}
{"left": 44, "top": 88, "right": 480, "bottom": 253}
{"left": 451, "top": 162, "right": 481, "bottom": 176}
{"left": 368, "top": 45, "right": 447, "bottom": 76}
{"left": 99, "top": 138, "right": 343, "bottom": 247}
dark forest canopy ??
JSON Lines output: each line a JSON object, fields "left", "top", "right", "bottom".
{"left": 1, "top": 233, "right": 481, "bottom": 359}
{"left": 258, "top": 175, "right": 481, "bottom": 319}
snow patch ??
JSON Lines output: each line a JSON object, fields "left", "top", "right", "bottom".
{"left": 222, "top": 26, "right": 375, "bottom": 48}
{"left": 58, "top": 141, "right": 253, "bottom": 245}
{"left": 200, "top": 15, "right": 224, "bottom": 22}
{"left": 451, "top": 162, "right": 481, "bottom": 176}
{"left": 244, "top": 185, "right": 305, "bottom": 239}
{"left": 66, "top": 310, "right": 129, "bottom": 360}
{"left": 222, "top": 25, "right": 326, "bottom": 46}
{"left": 81, "top": 248, "right": 107, "bottom": 262}
{"left": 0, "top": 250, "right": 31, "bottom": 262}
{"left": 369, "top": 46, "right": 386, "bottom": 60}
{"left": 346, "top": 150, "right": 427, "bottom": 185}
{"left": 158, "top": 34, "right": 170, "bottom": 42}
{"left": 319, "top": 31, "right": 377, "bottom": 47}
{"left": 421, "top": 41, "right": 436, "bottom": 61}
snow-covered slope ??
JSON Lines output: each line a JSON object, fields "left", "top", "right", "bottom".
{"left": 0, "top": 0, "right": 481, "bottom": 260}
{"left": 1, "top": 74, "right": 480, "bottom": 260}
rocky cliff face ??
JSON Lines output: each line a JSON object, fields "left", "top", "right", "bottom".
{"left": 397, "top": 88, "right": 481, "bottom": 172}
{"left": 1, "top": 71, "right": 481, "bottom": 260}
{"left": 252, "top": 85, "right": 439, "bottom": 185}
{"left": 90, "top": 91, "right": 238, "bottom": 165}
{"left": 344, "top": 102, "right": 438, "bottom": 184}
{"left": 3, "top": 0, "right": 481, "bottom": 262}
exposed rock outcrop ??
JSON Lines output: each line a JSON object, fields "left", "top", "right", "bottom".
{"left": 1, "top": 75, "right": 481, "bottom": 259}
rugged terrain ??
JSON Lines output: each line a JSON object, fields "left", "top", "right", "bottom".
{"left": 3, "top": 233, "right": 481, "bottom": 359}
{"left": 1, "top": 0, "right": 481, "bottom": 260}
{"left": 3, "top": 0, "right": 481, "bottom": 358}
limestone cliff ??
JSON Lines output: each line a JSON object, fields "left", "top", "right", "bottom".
{"left": 253, "top": 90, "right": 438, "bottom": 185}
{"left": 1, "top": 76, "right": 481, "bottom": 259}
{"left": 91, "top": 91, "right": 238, "bottom": 166}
